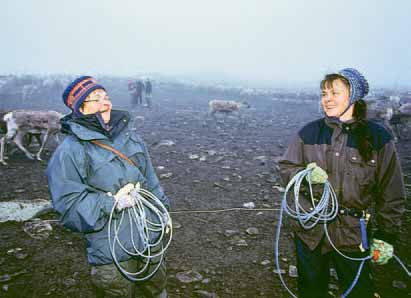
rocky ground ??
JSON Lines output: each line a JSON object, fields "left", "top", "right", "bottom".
{"left": 0, "top": 90, "right": 410, "bottom": 298}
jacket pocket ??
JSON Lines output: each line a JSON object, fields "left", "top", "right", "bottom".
{"left": 347, "top": 155, "right": 376, "bottom": 186}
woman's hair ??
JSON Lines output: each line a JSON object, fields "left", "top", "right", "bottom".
{"left": 352, "top": 99, "right": 373, "bottom": 162}
{"left": 321, "top": 74, "right": 373, "bottom": 162}
{"left": 320, "top": 74, "right": 350, "bottom": 91}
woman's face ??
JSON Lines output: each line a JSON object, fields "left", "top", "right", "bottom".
{"left": 80, "top": 89, "right": 112, "bottom": 123}
{"left": 321, "top": 79, "right": 351, "bottom": 118}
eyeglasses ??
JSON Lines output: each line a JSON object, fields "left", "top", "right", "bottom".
{"left": 84, "top": 91, "right": 111, "bottom": 103}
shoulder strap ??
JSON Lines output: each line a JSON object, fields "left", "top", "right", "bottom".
{"left": 91, "top": 140, "right": 137, "bottom": 167}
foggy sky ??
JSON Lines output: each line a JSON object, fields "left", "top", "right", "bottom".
{"left": 2, "top": 0, "right": 411, "bottom": 87}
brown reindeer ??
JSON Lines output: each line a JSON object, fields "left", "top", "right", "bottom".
{"left": 0, "top": 110, "right": 63, "bottom": 165}
{"left": 208, "top": 100, "right": 250, "bottom": 117}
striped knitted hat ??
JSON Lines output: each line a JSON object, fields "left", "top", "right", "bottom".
{"left": 338, "top": 68, "right": 369, "bottom": 105}
{"left": 62, "top": 76, "right": 106, "bottom": 115}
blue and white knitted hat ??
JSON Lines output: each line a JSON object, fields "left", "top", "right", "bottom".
{"left": 338, "top": 68, "right": 369, "bottom": 105}
{"left": 62, "top": 76, "right": 106, "bottom": 116}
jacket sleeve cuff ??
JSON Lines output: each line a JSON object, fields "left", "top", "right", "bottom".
{"left": 101, "top": 194, "right": 115, "bottom": 216}
{"left": 373, "top": 230, "right": 397, "bottom": 244}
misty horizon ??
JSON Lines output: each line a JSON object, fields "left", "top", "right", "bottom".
{"left": 2, "top": 0, "right": 411, "bottom": 89}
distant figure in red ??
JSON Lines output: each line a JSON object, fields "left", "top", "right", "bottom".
{"left": 128, "top": 80, "right": 144, "bottom": 106}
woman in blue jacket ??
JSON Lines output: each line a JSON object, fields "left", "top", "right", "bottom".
{"left": 46, "top": 76, "right": 170, "bottom": 298}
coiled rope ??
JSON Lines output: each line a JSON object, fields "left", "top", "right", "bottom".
{"left": 274, "top": 167, "right": 410, "bottom": 298}
{"left": 107, "top": 184, "right": 172, "bottom": 282}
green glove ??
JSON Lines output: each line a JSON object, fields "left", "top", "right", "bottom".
{"left": 370, "top": 239, "right": 394, "bottom": 265}
{"left": 306, "top": 162, "right": 328, "bottom": 184}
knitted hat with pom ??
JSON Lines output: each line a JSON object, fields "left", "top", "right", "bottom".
{"left": 338, "top": 68, "right": 369, "bottom": 105}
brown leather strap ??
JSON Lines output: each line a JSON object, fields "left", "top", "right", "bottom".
{"left": 91, "top": 140, "right": 137, "bottom": 167}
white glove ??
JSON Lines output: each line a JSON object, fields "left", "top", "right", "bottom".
{"left": 115, "top": 194, "right": 136, "bottom": 212}
{"left": 107, "top": 183, "right": 137, "bottom": 212}
{"left": 114, "top": 183, "right": 135, "bottom": 200}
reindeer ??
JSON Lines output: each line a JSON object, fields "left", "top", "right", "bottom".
{"left": 0, "top": 110, "right": 63, "bottom": 165}
{"left": 1, "top": 110, "right": 43, "bottom": 148}
{"left": 208, "top": 100, "right": 250, "bottom": 118}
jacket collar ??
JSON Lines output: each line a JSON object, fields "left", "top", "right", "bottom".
{"left": 61, "top": 110, "right": 130, "bottom": 141}
{"left": 324, "top": 116, "right": 358, "bottom": 135}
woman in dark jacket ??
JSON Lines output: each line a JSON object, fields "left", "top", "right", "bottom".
{"left": 47, "top": 76, "right": 170, "bottom": 298}
{"left": 279, "top": 68, "right": 405, "bottom": 298}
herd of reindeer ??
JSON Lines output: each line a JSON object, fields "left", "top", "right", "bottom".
{"left": 0, "top": 98, "right": 410, "bottom": 166}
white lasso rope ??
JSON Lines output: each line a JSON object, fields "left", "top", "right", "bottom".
{"left": 107, "top": 184, "right": 172, "bottom": 282}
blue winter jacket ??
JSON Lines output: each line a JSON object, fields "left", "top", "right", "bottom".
{"left": 46, "top": 110, "right": 169, "bottom": 265}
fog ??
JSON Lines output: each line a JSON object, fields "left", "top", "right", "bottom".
{"left": 1, "top": 0, "right": 411, "bottom": 87}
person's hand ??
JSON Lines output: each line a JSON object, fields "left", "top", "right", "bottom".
{"left": 370, "top": 239, "right": 394, "bottom": 265}
{"left": 107, "top": 183, "right": 137, "bottom": 212}
{"left": 306, "top": 162, "right": 328, "bottom": 184}
{"left": 115, "top": 194, "right": 136, "bottom": 211}
{"left": 114, "top": 183, "right": 135, "bottom": 200}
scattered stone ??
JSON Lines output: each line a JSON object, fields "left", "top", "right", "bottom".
{"left": 261, "top": 259, "right": 271, "bottom": 266}
{"left": 62, "top": 278, "right": 76, "bottom": 287}
{"left": 236, "top": 239, "right": 248, "bottom": 247}
{"left": 176, "top": 270, "right": 203, "bottom": 283}
{"left": 15, "top": 252, "right": 28, "bottom": 260}
{"left": 243, "top": 202, "right": 255, "bottom": 209}
{"left": 253, "top": 156, "right": 268, "bottom": 165}
{"left": 199, "top": 156, "right": 207, "bottom": 162}
{"left": 289, "top": 265, "right": 298, "bottom": 277}
{"left": 7, "top": 248, "right": 23, "bottom": 255}
{"left": 273, "top": 269, "right": 286, "bottom": 274}
{"left": 392, "top": 280, "right": 407, "bottom": 289}
{"left": 206, "top": 150, "right": 217, "bottom": 156}
{"left": 281, "top": 257, "right": 288, "bottom": 263}
{"left": 0, "top": 270, "right": 27, "bottom": 283}
{"left": 272, "top": 186, "right": 285, "bottom": 193}
{"left": 160, "top": 172, "right": 173, "bottom": 179}
{"left": 213, "top": 156, "right": 224, "bottom": 163}
{"left": 222, "top": 176, "right": 230, "bottom": 182}
{"left": 224, "top": 229, "right": 239, "bottom": 237}
{"left": 202, "top": 278, "right": 210, "bottom": 284}
{"left": 213, "top": 183, "right": 225, "bottom": 189}
{"left": 189, "top": 154, "right": 200, "bottom": 160}
{"left": 14, "top": 189, "right": 26, "bottom": 193}
{"left": 0, "top": 275, "right": 11, "bottom": 283}
{"left": 246, "top": 227, "right": 259, "bottom": 235}
{"left": 153, "top": 140, "right": 175, "bottom": 149}
{"left": 157, "top": 166, "right": 165, "bottom": 171}
{"left": 2, "top": 284, "right": 8, "bottom": 291}
{"left": 195, "top": 290, "right": 218, "bottom": 298}
{"left": 23, "top": 219, "right": 53, "bottom": 240}
{"left": 173, "top": 222, "right": 182, "bottom": 229}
